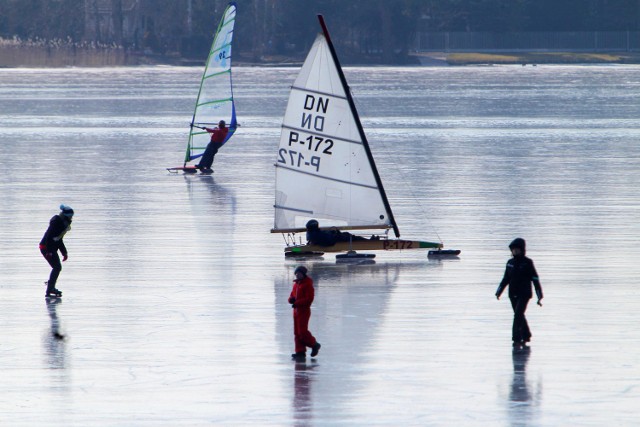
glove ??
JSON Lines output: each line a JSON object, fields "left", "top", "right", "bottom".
{"left": 63, "top": 254, "right": 68, "bottom": 262}
{"left": 288, "top": 297, "right": 295, "bottom": 304}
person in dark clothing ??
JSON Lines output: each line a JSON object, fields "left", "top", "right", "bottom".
{"left": 39, "top": 205, "right": 74, "bottom": 297}
{"left": 305, "top": 219, "right": 368, "bottom": 247}
{"left": 288, "top": 266, "right": 321, "bottom": 360}
{"left": 196, "top": 119, "right": 229, "bottom": 171}
{"left": 495, "top": 238, "right": 543, "bottom": 348}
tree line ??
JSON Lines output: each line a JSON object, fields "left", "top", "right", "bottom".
{"left": 1, "top": 0, "right": 639, "bottom": 64}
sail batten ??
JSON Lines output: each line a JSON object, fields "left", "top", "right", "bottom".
{"left": 275, "top": 164, "right": 380, "bottom": 190}
{"left": 197, "top": 98, "right": 232, "bottom": 108}
{"left": 203, "top": 69, "right": 231, "bottom": 80}
{"left": 212, "top": 38, "right": 234, "bottom": 51}
{"left": 275, "top": 205, "right": 315, "bottom": 215}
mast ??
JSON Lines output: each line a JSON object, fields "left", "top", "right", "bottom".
{"left": 317, "top": 15, "right": 400, "bottom": 238}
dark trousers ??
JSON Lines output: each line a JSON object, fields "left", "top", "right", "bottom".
{"left": 41, "top": 249, "right": 62, "bottom": 291}
{"left": 509, "top": 296, "right": 532, "bottom": 343}
{"left": 197, "top": 142, "right": 222, "bottom": 169}
{"left": 293, "top": 308, "right": 317, "bottom": 353}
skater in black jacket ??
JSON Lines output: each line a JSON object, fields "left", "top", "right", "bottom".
{"left": 39, "top": 205, "right": 74, "bottom": 297}
{"left": 495, "top": 238, "right": 543, "bottom": 348}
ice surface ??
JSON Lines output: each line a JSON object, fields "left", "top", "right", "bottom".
{"left": 0, "top": 66, "right": 639, "bottom": 425}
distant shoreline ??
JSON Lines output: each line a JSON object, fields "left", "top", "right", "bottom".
{"left": 411, "top": 51, "right": 640, "bottom": 66}
{"left": 2, "top": 43, "right": 640, "bottom": 68}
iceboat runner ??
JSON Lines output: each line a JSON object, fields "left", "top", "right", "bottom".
{"left": 271, "top": 15, "right": 459, "bottom": 259}
{"left": 167, "top": 2, "right": 238, "bottom": 174}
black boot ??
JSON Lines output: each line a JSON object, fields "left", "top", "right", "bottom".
{"left": 311, "top": 342, "right": 321, "bottom": 357}
{"left": 291, "top": 351, "right": 306, "bottom": 360}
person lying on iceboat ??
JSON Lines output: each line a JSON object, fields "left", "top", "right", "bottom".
{"left": 305, "top": 219, "right": 378, "bottom": 246}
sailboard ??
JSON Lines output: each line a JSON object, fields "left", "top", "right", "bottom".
{"left": 167, "top": 2, "right": 237, "bottom": 173}
{"left": 272, "top": 15, "right": 459, "bottom": 258}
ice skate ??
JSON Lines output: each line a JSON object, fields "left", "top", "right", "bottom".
{"left": 45, "top": 282, "right": 62, "bottom": 298}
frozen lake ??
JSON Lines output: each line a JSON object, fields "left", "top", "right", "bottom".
{"left": 0, "top": 65, "right": 640, "bottom": 425}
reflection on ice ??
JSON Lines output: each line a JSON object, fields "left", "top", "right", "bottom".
{"left": 183, "top": 174, "right": 238, "bottom": 215}
{"left": 511, "top": 347, "right": 531, "bottom": 404}
{"left": 293, "top": 361, "right": 317, "bottom": 426}
{"left": 42, "top": 297, "right": 71, "bottom": 414}
{"left": 509, "top": 347, "right": 542, "bottom": 426}
{"left": 44, "top": 298, "right": 66, "bottom": 370}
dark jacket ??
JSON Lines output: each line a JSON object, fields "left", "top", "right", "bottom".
{"left": 496, "top": 238, "right": 543, "bottom": 300}
{"left": 39, "top": 214, "right": 72, "bottom": 256}
{"left": 306, "top": 226, "right": 365, "bottom": 246}
{"left": 306, "top": 228, "right": 339, "bottom": 246}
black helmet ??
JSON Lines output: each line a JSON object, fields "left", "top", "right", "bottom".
{"left": 306, "top": 219, "right": 319, "bottom": 230}
{"left": 218, "top": 120, "right": 226, "bottom": 127}
{"left": 294, "top": 266, "right": 308, "bottom": 276}
{"left": 509, "top": 238, "right": 526, "bottom": 255}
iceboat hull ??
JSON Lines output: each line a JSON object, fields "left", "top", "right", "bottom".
{"left": 285, "top": 239, "right": 443, "bottom": 254}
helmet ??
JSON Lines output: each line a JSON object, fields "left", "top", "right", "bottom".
{"left": 294, "top": 266, "right": 308, "bottom": 276}
{"left": 218, "top": 120, "right": 226, "bottom": 127}
{"left": 305, "top": 219, "right": 319, "bottom": 230}
{"left": 60, "top": 204, "right": 74, "bottom": 218}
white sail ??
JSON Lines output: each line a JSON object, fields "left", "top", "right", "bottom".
{"left": 273, "top": 33, "right": 394, "bottom": 233}
{"left": 185, "top": 2, "right": 237, "bottom": 164}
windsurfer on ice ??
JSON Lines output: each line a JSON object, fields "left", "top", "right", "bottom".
{"left": 495, "top": 238, "right": 543, "bottom": 348}
{"left": 288, "top": 266, "right": 321, "bottom": 360}
{"left": 39, "top": 204, "right": 74, "bottom": 298}
{"left": 196, "top": 119, "right": 228, "bottom": 172}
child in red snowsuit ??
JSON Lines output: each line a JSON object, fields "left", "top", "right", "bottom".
{"left": 288, "top": 266, "right": 321, "bottom": 360}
